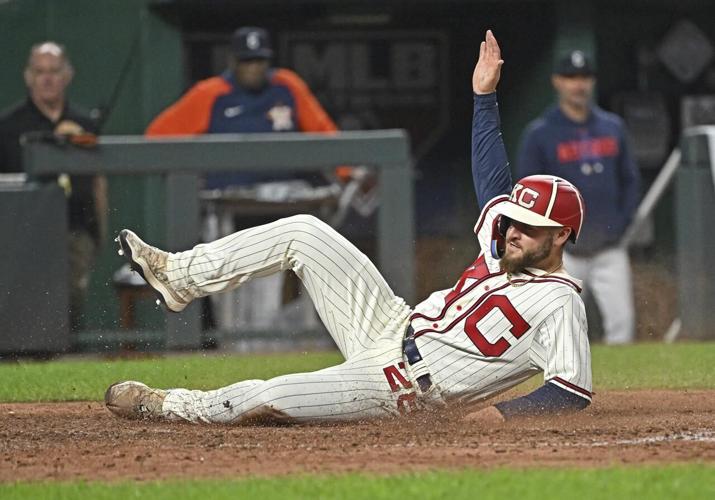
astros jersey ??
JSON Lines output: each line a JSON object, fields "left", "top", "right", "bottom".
{"left": 146, "top": 69, "right": 336, "bottom": 136}
{"left": 146, "top": 68, "right": 348, "bottom": 186}
{"left": 516, "top": 105, "right": 640, "bottom": 255}
{"left": 410, "top": 195, "right": 592, "bottom": 405}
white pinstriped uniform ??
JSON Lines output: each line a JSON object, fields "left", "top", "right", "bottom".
{"left": 412, "top": 194, "right": 592, "bottom": 404}
{"left": 161, "top": 214, "right": 416, "bottom": 423}
{"left": 160, "top": 204, "right": 592, "bottom": 424}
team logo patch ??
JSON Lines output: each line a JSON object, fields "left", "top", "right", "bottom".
{"left": 247, "top": 32, "right": 261, "bottom": 50}
{"left": 267, "top": 105, "right": 294, "bottom": 131}
{"left": 224, "top": 105, "right": 243, "bottom": 118}
{"left": 571, "top": 50, "right": 586, "bottom": 68}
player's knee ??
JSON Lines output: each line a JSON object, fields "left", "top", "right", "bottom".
{"left": 286, "top": 214, "right": 333, "bottom": 237}
{"left": 286, "top": 213, "right": 320, "bottom": 227}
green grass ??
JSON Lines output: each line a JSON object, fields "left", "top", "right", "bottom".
{"left": 518, "top": 341, "right": 715, "bottom": 392}
{"left": 591, "top": 342, "right": 715, "bottom": 390}
{"left": 0, "top": 351, "right": 342, "bottom": 402}
{"left": 2, "top": 345, "right": 714, "bottom": 497}
{"left": 1, "top": 465, "right": 713, "bottom": 499}
{"left": 0, "top": 343, "right": 713, "bottom": 402}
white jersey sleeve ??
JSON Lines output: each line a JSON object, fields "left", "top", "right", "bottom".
{"left": 473, "top": 194, "right": 509, "bottom": 273}
{"left": 531, "top": 291, "right": 592, "bottom": 401}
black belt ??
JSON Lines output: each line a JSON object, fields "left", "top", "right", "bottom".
{"left": 402, "top": 325, "right": 433, "bottom": 392}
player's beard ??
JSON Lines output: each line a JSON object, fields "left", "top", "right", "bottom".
{"left": 500, "top": 233, "right": 554, "bottom": 274}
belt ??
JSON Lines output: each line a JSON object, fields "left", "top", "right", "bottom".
{"left": 402, "top": 325, "right": 433, "bottom": 392}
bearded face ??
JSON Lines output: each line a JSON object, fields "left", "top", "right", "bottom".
{"left": 500, "top": 231, "right": 555, "bottom": 274}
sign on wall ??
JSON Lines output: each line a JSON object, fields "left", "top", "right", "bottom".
{"left": 279, "top": 31, "right": 450, "bottom": 158}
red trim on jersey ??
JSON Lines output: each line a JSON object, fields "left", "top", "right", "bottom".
{"left": 411, "top": 274, "right": 582, "bottom": 339}
{"left": 473, "top": 194, "right": 509, "bottom": 235}
{"left": 407, "top": 194, "right": 509, "bottom": 327}
{"left": 411, "top": 282, "right": 513, "bottom": 337}
{"left": 515, "top": 274, "right": 582, "bottom": 293}
{"left": 445, "top": 255, "right": 491, "bottom": 303}
{"left": 549, "top": 377, "right": 592, "bottom": 399}
{"left": 410, "top": 271, "right": 506, "bottom": 324}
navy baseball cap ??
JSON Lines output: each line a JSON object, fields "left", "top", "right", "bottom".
{"left": 231, "top": 27, "right": 273, "bottom": 61}
{"left": 553, "top": 50, "right": 595, "bottom": 76}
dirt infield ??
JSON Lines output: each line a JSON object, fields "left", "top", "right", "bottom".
{"left": 1, "top": 389, "right": 713, "bottom": 482}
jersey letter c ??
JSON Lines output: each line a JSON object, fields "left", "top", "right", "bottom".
{"left": 464, "top": 295, "right": 530, "bottom": 357}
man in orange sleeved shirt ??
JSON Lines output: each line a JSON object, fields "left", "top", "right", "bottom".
{"left": 147, "top": 26, "right": 350, "bottom": 187}
{"left": 146, "top": 27, "right": 352, "bottom": 331}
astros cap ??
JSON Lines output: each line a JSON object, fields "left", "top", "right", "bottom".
{"left": 232, "top": 26, "right": 273, "bottom": 61}
{"left": 553, "top": 50, "right": 595, "bottom": 76}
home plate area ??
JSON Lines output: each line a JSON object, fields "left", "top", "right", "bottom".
{"left": 1, "top": 389, "right": 713, "bottom": 481}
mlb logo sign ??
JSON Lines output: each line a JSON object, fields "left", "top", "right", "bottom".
{"left": 279, "top": 30, "right": 449, "bottom": 158}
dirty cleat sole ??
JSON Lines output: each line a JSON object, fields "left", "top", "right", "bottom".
{"left": 117, "top": 229, "right": 188, "bottom": 312}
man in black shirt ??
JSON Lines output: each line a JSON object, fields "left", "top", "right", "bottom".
{"left": 0, "top": 41, "right": 107, "bottom": 332}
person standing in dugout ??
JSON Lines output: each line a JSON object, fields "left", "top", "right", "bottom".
{"left": 516, "top": 49, "right": 641, "bottom": 345}
{"left": 145, "top": 25, "right": 350, "bottom": 187}
{"left": 105, "top": 30, "right": 593, "bottom": 426}
{"left": 144, "top": 26, "right": 352, "bottom": 331}
{"left": 0, "top": 42, "right": 107, "bottom": 332}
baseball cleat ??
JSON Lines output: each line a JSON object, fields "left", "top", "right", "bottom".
{"left": 105, "top": 381, "right": 167, "bottom": 420}
{"left": 117, "top": 229, "right": 190, "bottom": 312}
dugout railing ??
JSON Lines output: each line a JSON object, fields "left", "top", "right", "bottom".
{"left": 22, "top": 131, "right": 414, "bottom": 351}
{"left": 618, "top": 126, "right": 715, "bottom": 342}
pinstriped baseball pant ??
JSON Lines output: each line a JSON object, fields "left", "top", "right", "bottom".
{"left": 161, "top": 215, "right": 414, "bottom": 424}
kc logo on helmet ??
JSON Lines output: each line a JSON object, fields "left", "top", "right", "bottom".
{"left": 510, "top": 183, "right": 539, "bottom": 209}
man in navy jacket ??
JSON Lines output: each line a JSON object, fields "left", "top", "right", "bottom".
{"left": 516, "top": 50, "right": 641, "bottom": 345}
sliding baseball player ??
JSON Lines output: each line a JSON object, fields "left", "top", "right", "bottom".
{"left": 105, "top": 30, "right": 591, "bottom": 426}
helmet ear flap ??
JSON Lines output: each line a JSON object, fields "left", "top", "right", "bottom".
{"left": 498, "top": 215, "right": 511, "bottom": 237}
{"left": 490, "top": 215, "right": 510, "bottom": 259}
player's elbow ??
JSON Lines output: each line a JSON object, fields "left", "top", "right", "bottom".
{"left": 494, "top": 383, "right": 591, "bottom": 419}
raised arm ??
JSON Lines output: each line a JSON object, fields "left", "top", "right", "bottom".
{"left": 471, "top": 30, "right": 512, "bottom": 209}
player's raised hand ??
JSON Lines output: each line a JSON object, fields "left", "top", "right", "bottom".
{"left": 472, "top": 30, "right": 504, "bottom": 95}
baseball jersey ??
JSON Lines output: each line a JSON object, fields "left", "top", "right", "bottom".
{"left": 410, "top": 199, "right": 592, "bottom": 405}
{"left": 146, "top": 69, "right": 336, "bottom": 136}
{"left": 146, "top": 68, "right": 347, "bottom": 187}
